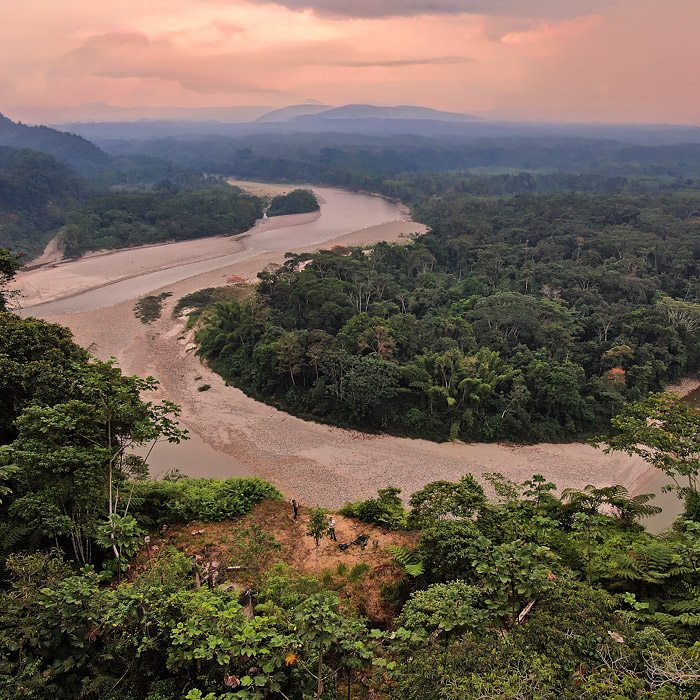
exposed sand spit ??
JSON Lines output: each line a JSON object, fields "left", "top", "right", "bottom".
{"left": 227, "top": 179, "right": 305, "bottom": 198}
{"left": 28, "top": 236, "right": 63, "bottom": 267}
{"left": 15, "top": 210, "right": 321, "bottom": 307}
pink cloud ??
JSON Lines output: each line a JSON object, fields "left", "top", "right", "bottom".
{"left": 0, "top": 0, "right": 697, "bottom": 125}
{"left": 57, "top": 32, "right": 279, "bottom": 94}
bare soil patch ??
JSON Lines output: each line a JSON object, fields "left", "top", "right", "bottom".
{"left": 139, "top": 499, "right": 417, "bottom": 624}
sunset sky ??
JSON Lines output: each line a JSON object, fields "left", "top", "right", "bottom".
{"left": 1, "top": 0, "right": 697, "bottom": 125}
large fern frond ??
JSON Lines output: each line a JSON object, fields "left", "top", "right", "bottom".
{"left": 388, "top": 544, "right": 424, "bottom": 577}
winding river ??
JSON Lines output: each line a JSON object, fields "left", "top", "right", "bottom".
{"left": 12, "top": 183, "right": 668, "bottom": 519}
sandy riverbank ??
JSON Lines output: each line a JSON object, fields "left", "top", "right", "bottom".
{"left": 227, "top": 179, "right": 305, "bottom": 198}
{"left": 15, "top": 211, "right": 323, "bottom": 307}
{"left": 44, "top": 286, "right": 651, "bottom": 508}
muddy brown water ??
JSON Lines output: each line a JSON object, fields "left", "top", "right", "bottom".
{"left": 133, "top": 428, "right": 252, "bottom": 480}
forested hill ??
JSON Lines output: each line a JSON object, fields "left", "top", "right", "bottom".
{"left": 0, "top": 143, "right": 266, "bottom": 259}
{"left": 0, "top": 112, "right": 111, "bottom": 174}
{"left": 193, "top": 189, "right": 700, "bottom": 443}
{"left": 0, "top": 148, "right": 94, "bottom": 258}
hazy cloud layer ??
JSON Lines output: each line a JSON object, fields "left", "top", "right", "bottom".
{"left": 259, "top": 0, "right": 608, "bottom": 18}
{"left": 58, "top": 33, "right": 280, "bottom": 94}
{"left": 56, "top": 30, "right": 476, "bottom": 95}
{"left": 333, "top": 55, "right": 475, "bottom": 68}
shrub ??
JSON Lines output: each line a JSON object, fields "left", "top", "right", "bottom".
{"left": 397, "top": 580, "right": 486, "bottom": 637}
{"left": 339, "top": 486, "right": 409, "bottom": 530}
{"left": 408, "top": 475, "right": 485, "bottom": 528}
{"left": 133, "top": 292, "right": 172, "bottom": 324}
{"left": 133, "top": 477, "right": 283, "bottom": 524}
{"left": 349, "top": 563, "right": 371, "bottom": 581}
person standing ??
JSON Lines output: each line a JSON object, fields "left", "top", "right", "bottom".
{"left": 291, "top": 498, "right": 298, "bottom": 520}
{"left": 327, "top": 517, "right": 337, "bottom": 541}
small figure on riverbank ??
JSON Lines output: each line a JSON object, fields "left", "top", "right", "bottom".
{"left": 328, "top": 517, "right": 337, "bottom": 541}
{"left": 291, "top": 498, "right": 298, "bottom": 520}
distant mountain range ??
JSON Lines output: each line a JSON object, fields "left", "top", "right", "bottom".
{"left": 255, "top": 104, "right": 479, "bottom": 124}
{"left": 0, "top": 112, "right": 110, "bottom": 174}
{"left": 54, "top": 103, "right": 485, "bottom": 143}
{"left": 254, "top": 104, "right": 332, "bottom": 123}
{"left": 53, "top": 103, "right": 700, "bottom": 147}
{"left": 293, "top": 104, "right": 480, "bottom": 122}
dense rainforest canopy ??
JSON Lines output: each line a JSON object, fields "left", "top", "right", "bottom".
{"left": 0, "top": 148, "right": 266, "bottom": 259}
{"left": 0, "top": 148, "right": 94, "bottom": 258}
{"left": 109, "top": 130, "right": 700, "bottom": 183}
{"left": 60, "top": 183, "right": 263, "bottom": 257}
{"left": 193, "top": 188, "right": 700, "bottom": 442}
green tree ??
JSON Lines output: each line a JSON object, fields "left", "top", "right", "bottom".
{"left": 292, "top": 592, "right": 375, "bottom": 699}
{"left": 273, "top": 331, "right": 305, "bottom": 386}
{"left": 1, "top": 360, "right": 186, "bottom": 562}
{"left": 0, "top": 313, "right": 90, "bottom": 445}
{"left": 471, "top": 536, "right": 559, "bottom": 627}
{"left": 601, "top": 393, "right": 700, "bottom": 515}
{"left": 0, "top": 247, "right": 21, "bottom": 311}
{"left": 307, "top": 506, "right": 330, "bottom": 576}
{"left": 169, "top": 589, "right": 290, "bottom": 700}
{"left": 408, "top": 474, "right": 485, "bottom": 527}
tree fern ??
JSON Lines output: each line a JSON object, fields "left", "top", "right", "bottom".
{"left": 0, "top": 521, "right": 31, "bottom": 551}
{"left": 388, "top": 544, "right": 424, "bottom": 577}
{"left": 562, "top": 483, "right": 661, "bottom": 523}
{"left": 611, "top": 541, "right": 675, "bottom": 586}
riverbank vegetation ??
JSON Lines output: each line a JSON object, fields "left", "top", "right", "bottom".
{"left": 60, "top": 183, "right": 263, "bottom": 257}
{"left": 192, "top": 189, "right": 700, "bottom": 442}
{"left": 267, "top": 188, "right": 319, "bottom": 217}
{"left": 133, "top": 292, "right": 172, "bottom": 324}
